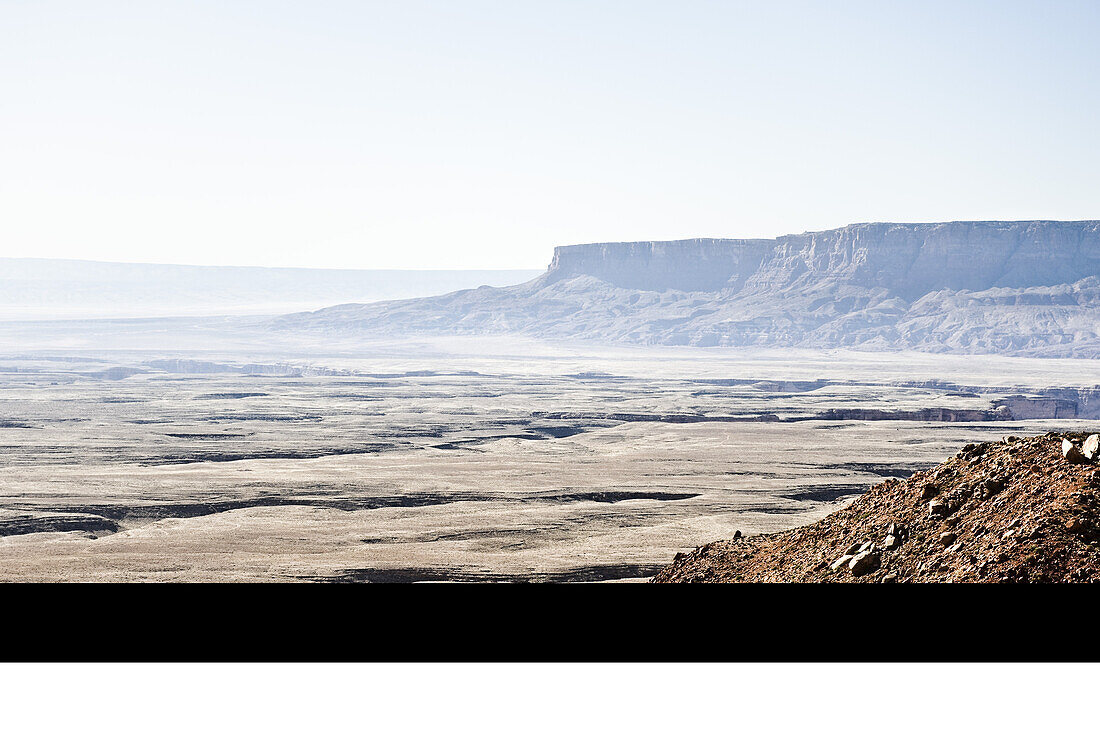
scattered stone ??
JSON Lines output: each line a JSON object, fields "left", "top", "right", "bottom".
{"left": 979, "top": 477, "right": 1007, "bottom": 498}
{"left": 1084, "top": 434, "right": 1100, "bottom": 462}
{"left": 849, "top": 551, "right": 881, "bottom": 577}
{"left": 733, "top": 530, "right": 742, "bottom": 540}
{"left": 654, "top": 432, "right": 1100, "bottom": 584}
{"left": 1063, "top": 439, "right": 1087, "bottom": 464}
{"left": 1066, "top": 517, "right": 1089, "bottom": 533}
{"left": 830, "top": 555, "right": 855, "bottom": 572}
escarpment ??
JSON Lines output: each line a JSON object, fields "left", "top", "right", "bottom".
{"left": 274, "top": 221, "right": 1100, "bottom": 356}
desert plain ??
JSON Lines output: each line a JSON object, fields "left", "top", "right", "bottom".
{"left": 1, "top": 318, "right": 1097, "bottom": 581}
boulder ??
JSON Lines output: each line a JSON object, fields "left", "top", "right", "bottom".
{"left": 979, "top": 477, "right": 1006, "bottom": 498}
{"left": 1083, "top": 434, "right": 1099, "bottom": 461}
{"left": 849, "top": 551, "right": 881, "bottom": 577}
{"left": 1066, "top": 517, "right": 1089, "bottom": 533}
{"left": 830, "top": 555, "right": 855, "bottom": 572}
{"left": 1063, "top": 439, "right": 1087, "bottom": 464}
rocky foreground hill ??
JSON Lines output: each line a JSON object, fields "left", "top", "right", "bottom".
{"left": 275, "top": 220, "right": 1100, "bottom": 356}
{"left": 652, "top": 432, "right": 1100, "bottom": 583}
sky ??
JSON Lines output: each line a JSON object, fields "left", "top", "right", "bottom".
{"left": 1, "top": 0, "right": 1098, "bottom": 269}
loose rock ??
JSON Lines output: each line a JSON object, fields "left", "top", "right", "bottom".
{"left": 1083, "top": 434, "right": 1100, "bottom": 462}
{"left": 849, "top": 551, "right": 881, "bottom": 577}
{"left": 1066, "top": 517, "right": 1089, "bottom": 533}
{"left": 652, "top": 432, "right": 1100, "bottom": 584}
{"left": 830, "top": 555, "right": 855, "bottom": 572}
{"left": 1063, "top": 439, "right": 1087, "bottom": 464}
{"left": 979, "top": 478, "right": 1006, "bottom": 498}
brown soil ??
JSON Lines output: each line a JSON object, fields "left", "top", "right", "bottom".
{"left": 652, "top": 431, "right": 1100, "bottom": 583}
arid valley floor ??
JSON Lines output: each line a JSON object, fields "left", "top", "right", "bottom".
{"left": 2, "top": 319, "right": 1098, "bottom": 581}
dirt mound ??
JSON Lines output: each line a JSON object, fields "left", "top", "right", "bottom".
{"left": 653, "top": 432, "right": 1100, "bottom": 583}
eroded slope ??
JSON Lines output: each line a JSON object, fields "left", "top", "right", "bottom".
{"left": 653, "top": 432, "right": 1100, "bottom": 583}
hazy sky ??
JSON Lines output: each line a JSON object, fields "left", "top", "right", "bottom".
{"left": 2, "top": 1, "right": 1097, "bottom": 269}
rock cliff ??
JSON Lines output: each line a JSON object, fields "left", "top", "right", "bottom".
{"left": 545, "top": 238, "right": 771, "bottom": 292}
{"left": 274, "top": 221, "right": 1100, "bottom": 357}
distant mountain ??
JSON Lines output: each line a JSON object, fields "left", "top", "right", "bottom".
{"left": 273, "top": 221, "right": 1100, "bottom": 357}
{"left": 0, "top": 258, "right": 540, "bottom": 320}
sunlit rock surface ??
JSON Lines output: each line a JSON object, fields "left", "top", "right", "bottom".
{"left": 276, "top": 221, "right": 1100, "bottom": 356}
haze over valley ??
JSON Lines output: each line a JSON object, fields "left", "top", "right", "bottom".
{"left": 2, "top": 221, "right": 1099, "bottom": 581}
{"left": 1, "top": 258, "right": 539, "bottom": 320}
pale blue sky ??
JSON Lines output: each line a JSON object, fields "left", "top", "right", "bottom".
{"left": 2, "top": 1, "right": 1097, "bottom": 269}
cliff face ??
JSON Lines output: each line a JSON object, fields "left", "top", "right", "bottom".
{"left": 545, "top": 238, "right": 771, "bottom": 292}
{"left": 274, "top": 221, "right": 1100, "bottom": 357}
{"left": 544, "top": 221, "right": 1100, "bottom": 300}
{"left": 765, "top": 221, "right": 1100, "bottom": 301}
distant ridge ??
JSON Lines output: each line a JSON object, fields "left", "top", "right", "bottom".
{"left": 274, "top": 221, "right": 1100, "bottom": 357}
{"left": 0, "top": 258, "right": 540, "bottom": 320}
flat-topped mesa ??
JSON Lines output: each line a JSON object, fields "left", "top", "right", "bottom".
{"left": 546, "top": 221, "right": 1100, "bottom": 299}
{"left": 273, "top": 219, "right": 1100, "bottom": 356}
{"left": 769, "top": 221, "right": 1100, "bottom": 301}
{"left": 546, "top": 238, "right": 773, "bottom": 292}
